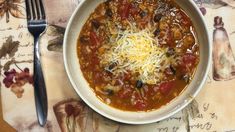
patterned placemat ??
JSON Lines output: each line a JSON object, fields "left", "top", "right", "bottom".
{"left": 1, "top": 0, "right": 235, "bottom": 131}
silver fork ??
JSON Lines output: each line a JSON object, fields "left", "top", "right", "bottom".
{"left": 25, "top": 0, "right": 48, "bottom": 126}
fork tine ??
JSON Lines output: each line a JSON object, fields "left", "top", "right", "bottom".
{"left": 35, "top": 0, "right": 41, "bottom": 19}
{"left": 26, "top": 0, "right": 46, "bottom": 20}
{"left": 36, "top": 0, "right": 46, "bottom": 20}
{"left": 40, "top": 0, "right": 46, "bottom": 20}
{"left": 25, "top": 0, "right": 33, "bottom": 20}
{"left": 32, "top": 0, "right": 38, "bottom": 19}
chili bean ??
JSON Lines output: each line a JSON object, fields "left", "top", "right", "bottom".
{"left": 108, "top": 62, "right": 117, "bottom": 70}
{"left": 165, "top": 65, "right": 176, "bottom": 75}
{"left": 139, "top": 10, "right": 147, "bottom": 18}
{"left": 103, "top": 84, "right": 121, "bottom": 94}
{"left": 154, "top": 13, "right": 162, "bottom": 22}
{"left": 136, "top": 80, "right": 143, "bottom": 89}
{"left": 182, "top": 74, "right": 190, "bottom": 83}
{"left": 105, "top": 0, "right": 111, "bottom": 5}
{"left": 153, "top": 28, "right": 160, "bottom": 37}
{"left": 91, "top": 20, "right": 100, "bottom": 29}
{"left": 105, "top": 8, "right": 113, "bottom": 18}
{"left": 168, "top": 2, "right": 174, "bottom": 9}
{"left": 170, "top": 65, "right": 176, "bottom": 75}
{"left": 79, "top": 35, "right": 89, "bottom": 43}
{"left": 166, "top": 48, "right": 175, "bottom": 57}
{"left": 105, "top": 89, "right": 114, "bottom": 95}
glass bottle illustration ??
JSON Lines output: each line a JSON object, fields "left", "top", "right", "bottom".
{"left": 193, "top": 0, "right": 207, "bottom": 15}
{"left": 213, "top": 16, "right": 235, "bottom": 81}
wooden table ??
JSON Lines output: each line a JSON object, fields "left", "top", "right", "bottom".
{"left": 0, "top": 97, "right": 15, "bottom": 131}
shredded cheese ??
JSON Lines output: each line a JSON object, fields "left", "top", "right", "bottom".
{"left": 100, "top": 24, "right": 175, "bottom": 84}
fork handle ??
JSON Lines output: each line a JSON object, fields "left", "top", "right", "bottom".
{"left": 33, "top": 36, "right": 48, "bottom": 126}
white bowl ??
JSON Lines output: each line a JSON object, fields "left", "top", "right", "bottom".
{"left": 63, "top": 0, "right": 211, "bottom": 124}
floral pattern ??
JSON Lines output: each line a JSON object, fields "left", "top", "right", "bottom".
{"left": 0, "top": 0, "right": 25, "bottom": 23}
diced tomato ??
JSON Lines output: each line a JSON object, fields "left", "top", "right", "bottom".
{"left": 178, "top": 65, "right": 188, "bottom": 74}
{"left": 119, "top": 2, "right": 131, "bottom": 20}
{"left": 130, "top": 4, "right": 139, "bottom": 17}
{"left": 93, "top": 73, "right": 102, "bottom": 84}
{"left": 138, "top": 20, "right": 149, "bottom": 29}
{"left": 179, "top": 11, "right": 192, "bottom": 27}
{"left": 145, "top": 86, "right": 156, "bottom": 96}
{"left": 90, "top": 54, "right": 100, "bottom": 65}
{"left": 133, "top": 91, "right": 141, "bottom": 99}
{"left": 130, "top": 91, "right": 147, "bottom": 110}
{"left": 123, "top": 72, "right": 131, "bottom": 81}
{"left": 178, "top": 53, "right": 197, "bottom": 73}
{"left": 167, "top": 31, "right": 175, "bottom": 47}
{"left": 134, "top": 100, "right": 147, "bottom": 110}
{"left": 159, "top": 81, "right": 175, "bottom": 95}
{"left": 182, "top": 53, "right": 196, "bottom": 67}
{"left": 118, "top": 86, "right": 132, "bottom": 99}
{"left": 90, "top": 31, "right": 100, "bottom": 46}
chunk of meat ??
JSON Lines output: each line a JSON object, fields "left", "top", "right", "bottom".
{"left": 172, "top": 28, "right": 182, "bottom": 40}
{"left": 183, "top": 35, "right": 195, "bottom": 47}
{"left": 159, "top": 20, "right": 169, "bottom": 30}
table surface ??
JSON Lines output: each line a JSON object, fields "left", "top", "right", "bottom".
{"left": 0, "top": 97, "right": 15, "bottom": 131}
{"left": 1, "top": 0, "right": 235, "bottom": 131}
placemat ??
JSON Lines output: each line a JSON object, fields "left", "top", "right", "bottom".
{"left": 1, "top": 0, "right": 235, "bottom": 131}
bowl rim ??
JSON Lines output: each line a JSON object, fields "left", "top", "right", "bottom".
{"left": 63, "top": 0, "right": 212, "bottom": 124}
